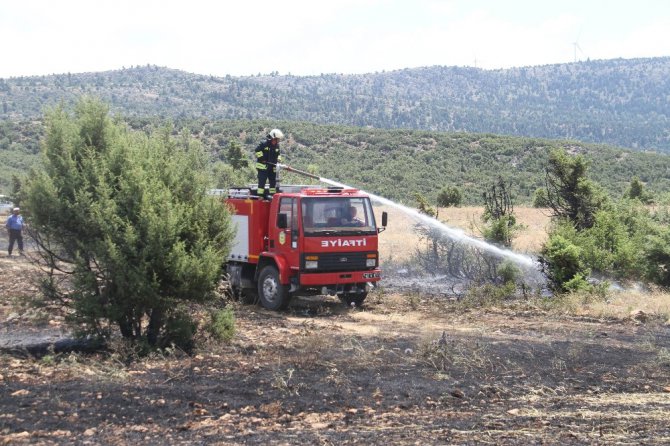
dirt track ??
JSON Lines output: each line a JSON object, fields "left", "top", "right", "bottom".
{"left": 1, "top": 251, "right": 670, "bottom": 445}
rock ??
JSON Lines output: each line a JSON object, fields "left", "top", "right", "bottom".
{"left": 52, "top": 430, "right": 72, "bottom": 437}
{"left": 6, "top": 432, "right": 30, "bottom": 441}
{"left": 449, "top": 389, "right": 464, "bottom": 398}
{"left": 629, "top": 309, "right": 647, "bottom": 323}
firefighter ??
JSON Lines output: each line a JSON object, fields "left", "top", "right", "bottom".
{"left": 255, "top": 128, "right": 284, "bottom": 199}
{"left": 345, "top": 206, "right": 364, "bottom": 226}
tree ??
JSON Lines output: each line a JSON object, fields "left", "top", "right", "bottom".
{"left": 10, "top": 174, "right": 22, "bottom": 207}
{"left": 24, "top": 97, "right": 234, "bottom": 349}
{"left": 481, "top": 178, "right": 521, "bottom": 247}
{"left": 544, "top": 149, "right": 608, "bottom": 230}
{"left": 225, "top": 140, "right": 249, "bottom": 169}
{"left": 212, "top": 161, "right": 255, "bottom": 189}
{"left": 414, "top": 192, "right": 436, "bottom": 218}
{"left": 436, "top": 186, "right": 462, "bottom": 207}
{"left": 532, "top": 187, "right": 548, "bottom": 208}
{"left": 624, "top": 176, "right": 653, "bottom": 204}
{"left": 642, "top": 225, "right": 670, "bottom": 287}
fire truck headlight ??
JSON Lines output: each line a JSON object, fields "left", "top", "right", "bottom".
{"left": 305, "top": 256, "right": 319, "bottom": 269}
{"left": 366, "top": 258, "right": 377, "bottom": 267}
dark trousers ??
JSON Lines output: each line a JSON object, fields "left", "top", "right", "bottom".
{"left": 257, "top": 169, "right": 277, "bottom": 197}
{"left": 8, "top": 229, "right": 23, "bottom": 254}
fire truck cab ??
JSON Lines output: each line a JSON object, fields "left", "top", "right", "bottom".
{"left": 225, "top": 185, "right": 387, "bottom": 310}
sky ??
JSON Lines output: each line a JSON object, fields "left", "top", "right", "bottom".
{"left": 1, "top": 0, "right": 670, "bottom": 78}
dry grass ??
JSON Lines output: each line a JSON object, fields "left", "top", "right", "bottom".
{"left": 377, "top": 205, "right": 551, "bottom": 262}
{"left": 565, "top": 288, "right": 670, "bottom": 322}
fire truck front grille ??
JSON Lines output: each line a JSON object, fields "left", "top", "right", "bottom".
{"left": 302, "top": 252, "right": 375, "bottom": 272}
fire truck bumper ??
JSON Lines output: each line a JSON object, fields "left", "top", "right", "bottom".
{"left": 298, "top": 269, "right": 382, "bottom": 286}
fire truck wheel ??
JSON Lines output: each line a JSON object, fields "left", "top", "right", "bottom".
{"left": 258, "top": 265, "right": 291, "bottom": 310}
{"left": 339, "top": 292, "right": 368, "bottom": 307}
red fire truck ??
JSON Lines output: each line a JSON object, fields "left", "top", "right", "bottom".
{"left": 224, "top": 183, "right": 387, "bottom": 310}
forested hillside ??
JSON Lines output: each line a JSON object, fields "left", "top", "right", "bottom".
{"left": 2, "top": 57, "right": 670, "bottom": 151}
{"left": 5, "top": 115, "right": 669, "bottom": 205}
{"left": 189, "top": 120, "right": 670, "bottom": 204}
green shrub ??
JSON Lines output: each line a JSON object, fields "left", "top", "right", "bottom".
{"left": 552, "top": 202, "right": 650, "bottom": 280}
{"left": 497, "top": 261, "right": 521, "bottom": 285}
{"left": 481, "top": 215, "right": 519, "bottom": 247}
{"left": 480, "top": 178, "right": 522, "bottom": 247}
{"left": 437, "top": 186, "right": 462, "bottom": 207}
{"left": 576, "top": 208, "right": 641, "bottom": 278}
{"left": 624, "top": 177, "right": 654, "bottom": 204}
{"left": 532, "top": 187, "right": 549, "bottom": 208}
{"left": 161, "top": 311, "right": 198, "bottom": 353}
{"left": 207, "top": 308, "right": 236, "bottom": 342}
{"left": 540, "top": 233, "right": 590, "bottom": 293}
{"left": 642, "top": 225, "right": 670, "bottom": 287}
{"left": 562, "top": 272, "right": 592, "bottom": 293}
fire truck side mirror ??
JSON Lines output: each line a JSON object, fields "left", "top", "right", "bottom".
{"left": 277, "top": 213, "right": 288, "bottom": 229}
{"left": 378, "top": 211, "right": 388, "bottom": 233}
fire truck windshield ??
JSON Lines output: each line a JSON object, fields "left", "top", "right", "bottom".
{"left": 301, "top": 196, "right": 377, "bottom": 236}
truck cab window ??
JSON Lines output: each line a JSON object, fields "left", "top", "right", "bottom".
{"left": 279, "top": 197, "right": 297, "bottom": 231}
{"left": 302, "top": 197, "right": 376, "bottom": 235}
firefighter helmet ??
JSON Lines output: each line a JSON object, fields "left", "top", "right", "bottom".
{"left": 268, "top": 128, "right": 284, "bottom": 140}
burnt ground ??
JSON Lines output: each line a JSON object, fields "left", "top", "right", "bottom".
{"left": 1, "top": 251, "right": 670, "bottom": 445}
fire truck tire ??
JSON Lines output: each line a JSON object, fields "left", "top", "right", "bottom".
{"left": 258, "top": 266, "right": 291, "bottom": 310}
{"left": 339, "top": 292, "right": 368, "bottom": 307}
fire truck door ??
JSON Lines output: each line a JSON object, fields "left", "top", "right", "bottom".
{"left": 275, "top": 197, "right": 300, "bottom": 270}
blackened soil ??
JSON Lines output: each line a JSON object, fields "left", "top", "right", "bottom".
{"left": 1, "top": 255, "right": 669, "bottom": 444}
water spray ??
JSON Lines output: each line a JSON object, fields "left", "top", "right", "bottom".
{"left": 278, "top": 163, "right": 538, "bottom": 269}
{"left": 321, "top": 179, "right": 537, "bottom": 268}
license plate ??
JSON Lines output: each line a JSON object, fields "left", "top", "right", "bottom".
{"left": 363, "top": 272, "right": 380, "bottom": 279}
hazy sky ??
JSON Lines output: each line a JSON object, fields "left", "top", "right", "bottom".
{"left": 2, "top": 0, "right": 669, "bottom": 78}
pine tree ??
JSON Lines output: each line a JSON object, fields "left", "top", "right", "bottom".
{"left": 225, "top": 140, "right": 249, "bottom": 169}
{"left": 25, "top": 97, "right": 234, "bottom": 349}
{"left": 544, "top": 149, "right": 608, "bottom": 230}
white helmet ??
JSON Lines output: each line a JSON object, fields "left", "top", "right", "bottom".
{"left": 268, "top": 128, "right": 284, "bottom": 140}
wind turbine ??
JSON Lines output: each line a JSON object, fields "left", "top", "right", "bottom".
{"left": 572, "top": 30, "right": 585, "bottom": 62}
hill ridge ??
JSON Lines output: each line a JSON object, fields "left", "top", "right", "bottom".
{"left": 2, "top": 57, "right": 670, "bottom": 152}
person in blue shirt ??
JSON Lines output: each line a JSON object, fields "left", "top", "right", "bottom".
{"left": 5, "top": 207, "right": 24, "bottom": 256}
